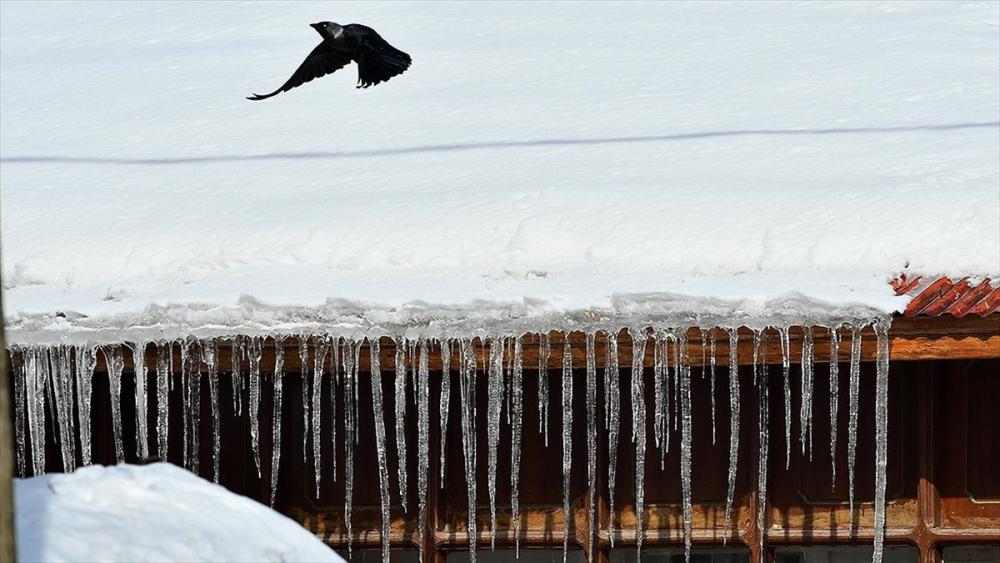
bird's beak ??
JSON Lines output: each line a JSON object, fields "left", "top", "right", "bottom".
{"left": 310, "top": 23, "right": 323, "bottom": 30}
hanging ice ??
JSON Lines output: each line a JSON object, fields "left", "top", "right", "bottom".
{"left": 25, "top": 347, "right": 46, "bottom": 475}
{"left": 12, "top": 349, "right": 26, "bottom": 476}
{"left": 779, "top": 328, "right": 791, "bottom": 470}
{"left": 299, "top": 338, "right": 310, "bottom": 468}
{"left": 131, "top": 342, "right": 149, "bottom": 462}
{"left": 312, "top": 338, "right": 328, "bottom": 495}
{"left": 204, "top": 340, "right": 222, "bottom": 483}
{"left": 755, "top": 332, "right": 769, "bottom": 563}
{"left": 155, "top": 342, "right": 170, "bottom": 461}
{"left": 511, "top": 336, "right": 524, "bottom": 558}
{"left": 710, "top": 331, "right": 717, "bottom": 446}
{"left": 232, "top": 337, "right": 245, "bottom": 416}
{"left": 561, "top": 337, "right": 574, "bottom": 563}
{"left": 249, "top": 336, "right": 263, "bottom": 476}
{"left": 606, "top": 331, "right": 620, "bottom": 548}
{"left": 343, "top": 339, "right": 358, "bottom": 556}
{"left": 459, "top": 338, "right": 479, "bottom": 562}
{"left": 189, "top": 340, "right": 202, "bottom": 475}
{"left": 723, "top": 329, "right": 740, "bottom": 543}
{"left": 330, "top": 339, "right": 339, "bottom": 481}
{"left": 368, "top": 338, "right": 392, "bottom": 563}
{"left": 104, "top": 345, "right": 126, "bottom": 464}
{"left": 653, "top": 332, "right": 667, "bottom": 468}
{"left": 873, "top": 322, "right": 890, "bottom": 563}
{"left": 585, "top": 333, "right": 597, "bottom": 563}
{"left": 76, "top": 345, "right": 96, "bottom": 467}
{"left": 49, "top": 347, "right": 75, "bottom": 472}
{"left": 440, "top": 339, "right": 452, "bottom": 488}
{"left": 630, "top": 330, "right": 647, "bottom": 557}
{"left": 487, "top": 336, "right": 505, "bottom": 548}
{"left": 679, "top": 333, "right": 693, "bottom": 563}
{"left": 270, "top": 337, "right": 285, "bottom": 507}
{"left": 847, "top": 327, "right": 862, "bottom": 513}
{"left": 395, "top": 337, "right": 409, "bottom": 509}
{"left": 417, "top": 339, "right": 431, "bottom": 563}
{"left": 800, "top": 327, "right": 815, "bottom": 459}
{"left": 539, "top": 333, "right": 550, "bottom": 446}
{"left": 829, "top": 327, "right": 840, "bottom": 485}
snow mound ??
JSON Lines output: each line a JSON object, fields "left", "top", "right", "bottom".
{"left": 14, "top": 462, "right": 344, "bottom": 563}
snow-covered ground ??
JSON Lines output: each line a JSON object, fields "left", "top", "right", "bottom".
{"left": 14, "top": 462, "right": 345, "bottom": 562}
{"left": 2, "top": 1, "right": 998, "bottom": 342}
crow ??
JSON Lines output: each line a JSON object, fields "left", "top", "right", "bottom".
{"left": 248, "top": 22, "right": 411, "bottom": 100}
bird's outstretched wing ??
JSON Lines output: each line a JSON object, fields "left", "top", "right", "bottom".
{"left": 248, "top": 42, "right": 352, "bottom": 101}
{"left": 355, "top": 32, "right": 412, "bottom": 89}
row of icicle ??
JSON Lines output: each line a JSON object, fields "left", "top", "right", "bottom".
{"left": 5, "top": 321, "right": 892, "bottom": 563}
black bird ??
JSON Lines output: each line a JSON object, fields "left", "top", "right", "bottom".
{"left": 248, "top": 22, "right": 411, "bottom": 100}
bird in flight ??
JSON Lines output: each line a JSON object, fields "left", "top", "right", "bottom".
{"left": 248, "top": 22, "right": 411, "bottom": 100}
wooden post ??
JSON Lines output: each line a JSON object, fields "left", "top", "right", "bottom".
{"left": 0, "top": 272, "right": 17, "bottom": 561}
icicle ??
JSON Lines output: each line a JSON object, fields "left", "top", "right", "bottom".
{"left": 25, "top": 348, "right": 46, "bottom": 475}
{"left": 417, "top": 339, "right": 431, "bottom": 563}
{"left": 539, "top": 332, "right": 550, "bottom": 446}
{"left": 103, "top": 345, "right": 126, "bottom": 464}
{"left": 232, "top": 337, "right": 245, "bottom": 416}
{"left": 270, "top": 337, "right": 285, "bottom": 506}
{"left": 249, "top": 336, "right": 263, "bottom": 476}
{"left": 76, "top": 346, "right": 95, "bottom": 467}
{"left": 49, "top": 347, "right": 75, "bottom": 472}
{"left": 131, "top": 342, "right": 149, "bottom": 461}
{"left": 204, "top": 340, "right": 221, "bottom": 483}
{"left": 755, "top": 332, "right": 770, "bottom": 563}
{"left": 723, "top": 329, "right": 740, "bottom": 543}
{"left": 653, "top": 332, "right": 667, "bottom": 467}
{"left": 11, "top": 348, "right": 26, "bottom": 476}
{"left": 299, "top": 338, "right": 310, "bottom": 467}
{"left": 847, "top": 327, "right": 862, "bottom": 514}
{"left": 511, "top": 336, "right": 524, "bottom": 558}
{"left": 368, "top": 338, "right": 392, "bottom": 563}
{"left": 486, "top": 336, "right": 505, "bottom": 549}
{"left": 155, "top": 342, "right": 170, "bottom": 462}
{"left": 394, "top": 337, "right": 409, "bottom": 509}
{"left": 189, "top": 340, "right": 202, "bottom": 475}
{"left": 779, "top": 327, "right": 791, "bottom": 470}
{"left": 800, "top": 327, "right": 815, "bottom": 459}
{"left": 630, "top": 330, "right": 647, "bottom": 558}
{"left": 679, "top": 332, "right": 693, "bottom": 563}
{"left": 585, "top": 333, "right": 597, "bottom": 563}
{"left": 312, "top": 338, "right": 328, "bottom": 495}
{"left": 440, "top": 339, "right": 452, "bottom": 488}
{"left": 180, "top": 340, "right": 191, "bottom": 470}
{"left": 710, "top": 330, "right": 718, "bottom": 446}
{"left": 60, "top": 346, "right": 77, "bottom": 471}
{"left": 560, "top": 336, "right": 575, "bottom": 563}
{"left": 829, "top": 327, "right": 840, "bottom": 486}
{"left": 330, "top": 339, "right": 339, "bottom": 481}
{"left": 459, "top": 338, "right": 478, "bottom": 562}
{"left": 873, "top": 321, "right": 890, "bottom": 563}
{"left": 343, "top": 339, "right": 357, "bottom": 556}
{"left": 606, "top": 331, "right": 620, "bottom": 548}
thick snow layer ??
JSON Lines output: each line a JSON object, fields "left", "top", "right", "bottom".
{"left": 2, "top": 1, "right": 998, "bottom": 342}
{"left": 14, "top": 462, "right": 344, "bottom": 562}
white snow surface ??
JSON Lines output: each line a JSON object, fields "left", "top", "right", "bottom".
{"left": 2, "top": 1, "right": 998, "bottom": 343}
{"left": 14, "top": 462, "right": 345, "bottom": 562}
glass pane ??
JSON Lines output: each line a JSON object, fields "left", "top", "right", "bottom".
{"left": 942, "top": 546, "right": 1000, "bottom": 562}
{"left": 345, "top": 550, "right": 420, "bottom": 562}
{"left": 610, "top": 548, "right": 749, "bottom": 563}
{"left": 775, "top": 546, "right": 917, "bottom": 563}
{"left": 449, "top": 550, "right": 584, "bottom": 562}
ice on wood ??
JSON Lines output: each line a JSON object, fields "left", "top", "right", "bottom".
{"left": 270, "top": 337, "right": 285, "bottom": 507}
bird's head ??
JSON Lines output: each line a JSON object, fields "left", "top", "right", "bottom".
{"left": 310, "top": 21, "right": 344, "bottom": 40}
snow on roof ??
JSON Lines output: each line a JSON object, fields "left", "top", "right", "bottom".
{"left": 15, "top": 462, "right": 345, "bottom": 562}
{"left": 2, "top": 1, "right": 998, "bottom": 342}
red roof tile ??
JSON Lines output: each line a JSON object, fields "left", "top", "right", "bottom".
{"left": 893, "top": 274, "right": 1000, "bottom": 318}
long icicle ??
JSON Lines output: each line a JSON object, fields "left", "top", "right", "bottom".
{"left": 299, "top": 338, "right": 310, "bottom": 470}
{"left": 270, "top": 336, "right": 285, "bottom": 507}
{"left": 249, "top": 336, "right": 262, "bottom": 476}
{"left": 330, "top": 339, "right": 339, "bottom": 482}
{"left": 631, "top": 329, "right": 647, "bottom": 558}
{"left": 417, "top": 339, "right": 431, "bottom": 563}
{"left": 77, "top": 346, "right": 96, "bottom": 467}
{"left": 49, "top": 347, "right": 74, "bottom": 472}
{"left": 723, "top": 329, "right": 740, "bottom": 544}
{"left": 204, "top": 340, "right": 221, "bottom": 482}
{"left": 848, "top": 327, "right": 862, "bottom": 514}
{"left": 190, "top": 341, "right": 202, "bottom": 475}
{"left": 440, "top": 339, "right": 452, "bottom": 488}
{"left": 780, "top": 327, "right": 791, "bottom": 470}
{"left": 585, "top": 333, "right": 597, "bottom": 563}
{"left": 539, "top": 332, "right": 550, "bottom": 446}
{"left": 873, "top": 321, "right": 891, "bottom": 563}
{"left": 104, "top": 345, "right": 126, "bottom": 464}
{"left": 800, "top": 327, "right": 814, "bottom": 459}
{"left": 710, "top": 330, "right": 718, "bottom": 446}
{"left": 343, "top": 339, "right": 357, "bottom": 556}
{"left": 561, "top": 335, "right": 574, "bottom": 563}
{"left": 606, "top": 331, "right": 620, "bottom": 548}
{"left": 232, "top": 337, "right": 245, "bottom": 416}
{"left": 653, "top": 331, "right": 666, "bottom": 464}
{"left": 11, "top": 348, "right": 26, "bottom": 476}
{"left": 394, "top": 337, "right": 409, "bottom": 510}
{"left": 311, "top": 338, "right": 328, "bottom": 495}
{"left": 369, "top": 338, "right": 392, "bottom": 563}
{"left": 459, "top": 338, "right": 478, "bottom": 563}
{"left": 25, "top": 347, "right": 45, "bottom": 475}
{"left": 679, "top": 332, "right": 693, "bottom": 563}
{"left": 829, "top": 327, "right": 840, "bottom": 487}
{"left": 155, "top": 342, "right": 170, "bottom": 462}
{"left": 487, "top": 336, "right": 504, "bottom": 549}
{"left": 511, "top": 336, "right": 524, "bottom": 558}
{"left": 755, "top": 331, "right": 770, "bottom": 563}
